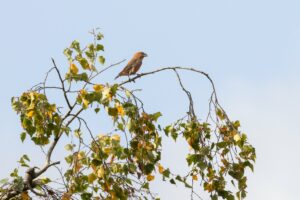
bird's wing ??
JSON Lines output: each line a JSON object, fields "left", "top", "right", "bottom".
{"left": 119, "top": 58, "right": 141, "bottom": 76}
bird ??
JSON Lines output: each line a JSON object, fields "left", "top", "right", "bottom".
{"left": 115, "top": 51, "right": 148, "bottom": 79}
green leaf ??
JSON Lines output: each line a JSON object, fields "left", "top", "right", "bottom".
{"left": 78, "top": 57, "right": 90, "bottom": 70}
{"left": 211, "top": 194, "right": 218, "bottom": 200}
{"left": 20, "top": 132, "right": 26, "bottom": 143}
{"left": 152, "top": 112, "right": 162, "bottom": 121}
{"left": 175, "top": 175, "right": 182, "bottom": 182}
{"left": 10, "top": 168, "right": 18, "bottom": 177}
{"left": 243, "top": 161, "right": 254, "bottom": 172}
{"left": 233, "top": 120, "right": 240, "bottom": 129}
{"left": 65, "top": 144, "right": 74, "bottom": 151}
{"left": 217, "top": 142, "right": 228, "bottom": 148}
{"left": 197, "top": 159, "right": 207, "bottom": 171}
{"left": 81, "top": 193, "right": 93, "bottom": 200}
{"left": 96, "top": 33, "right": 104, "bottom": 40}
{"left": 171, "top": 131, "right": 178, "bottom": 141}
{"left": 169, "top": 178, "right": 176, "bottom": 184}
{"left": 70, "top": 40, "right": 81, "bottom": 53}
{"left": 40, "top": 177, "right": 51, "bottom": 184}
{"left": 98, "top": 56, "right": 105, "bottom": 65}
{"left": 184, "top": 182, "right": 192, "bottom": 188}
{"left": 0, "top": 178, "right": 9, "bottom": 184}
{"left": 63, "top": 48, "right": 73, "bottom": 60}
{"left": 228, "top": 194, "right": 235, "bottom": 200}
{"left": 23, "top": 154, "right": 30, "bottom": 162}
{"left": 142, "top": 182, "right": 149, "bottom": 189}
{"left": 216, "top": 108, "right": 225, "bottom": 120}
{"left": 65, "top": 72, "right": 89, "bottom": 82}
{"left": 199, "top": 146, "right": 210, "bottom": 155}
{"left": 96, "top": 44, "right": 104, "bottom": 51}
{"left": 162, "top": 168, "right": 170, "bottom": 178}
{"left": 94, "top": 107, "right": 100, "bottom": 113}
{"left": 144, "top": 163, "right": 154, "bottom": 175}
{"left": 108, "top": 107, "right": 118, "bottom": 117}
{"left": 65, "top": 155, "right": 73, "bottom": 164}
{"left": 117, "top": 123, "right": 124, "bottom": 131}
{"left": 229, "top": 170, "right": 243, "bottom": 180}
{"left": 74, "top": 129, "right": 81, "bottom": 138}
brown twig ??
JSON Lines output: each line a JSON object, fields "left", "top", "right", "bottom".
{"left": 51, "top": 58, "right": 72, "bottom": 109}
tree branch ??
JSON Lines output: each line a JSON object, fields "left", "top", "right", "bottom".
{"left": 90, "top": 59, "right": 126, "bottom": 80}
{"left": 51, "top": 58, "right": 72, "bottom": 109}
{"left": 173, "top": 69, "right": 196, "bottom": 120}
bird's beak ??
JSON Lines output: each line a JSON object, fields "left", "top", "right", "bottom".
{"left": 144, "top": 53, "right": 148, "bottom": 57}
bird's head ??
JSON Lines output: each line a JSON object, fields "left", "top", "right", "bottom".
{"left": 135, "top": 51, "right": 148, "bottom": 59}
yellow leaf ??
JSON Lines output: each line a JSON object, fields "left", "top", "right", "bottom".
{"left": 125, "top": 90, "right": 131, "bottom": 98}
{"left": 224, "top": 136, "right": 229, "bottom": 142}
{"left": 204, "top": 183, "right": 214, "bottom": 192}
{"left": 234, "top": 134, "right": 241, "bottom": 142}
{"left": 216, "top": 108, "right": 225, "bottom": 120}
{"left": 26, "top": 110, "right": 34, "bottom": 117}
{"left": 79, "top": 89, "right": 87, "bottom": 96}
{"left": 192, "top": 175, "right": 198, "bottom": 181}
{"left": 90, "top": 64, "right": 97, "bottom": 71}
{"left": 158, "top": 164, "right": 164, "bottom": 174}
{"left": 145, "top": 144, "right": 153, "bottom": 151}
{"left": 97, "top": 133, "right": 106, "bottom": 139}
{"left": 73, "top": 162, "right": 82, "bottom": 173}
{"left": 29, "top": 92, "right": 36, "bottom": 101}
{"left": 102, "top": 87, "right": 112, "bottom": 101}
{"left": 111, "top": 134, "right": 120, "bottom": 142}
{"left": 147, "top": 174, "right": 155, "bottom": 181}
{"left": 74, "top": 130, "right": 81, "bottom": 138}
{"left": 77, "top": 151, "right": 85, "bottom": 160}
{"left": 83, "top": 99, "right": 89, "bottom": 109}
{"left": 21, "top": 191, "right": 30, "bottom": 200}
{"left": 50, "top": 104, "right": 56, "bottom": 112}
{"left": 103, "top": 147, "right": 111, "bottom": 154}
{"left": 93, "top": 84, "right": 104, "bottom": 92}
{"left": 70, "top": 63, "right": 78, "bottom": 74}
{"left": 40, "top": 177, "right": 51, "bottom": 184}
{"left": 115, "top": 103, "right": 125, "bottom": 117}
{"left": 138, "top": 141, "right": 144, "bottom": 149}
{"left": 110, "top": 191, "right": 116, "bottom": 200}
{"left": 46, "top": 110, "right": 53, "bottom": 118}
{"left": 91, "top": 164, "right": 97, "bottom": 172}
{"left": 61, "top": 193, "right": 72, "bottom": 200}
{"left": 88, "top": 173, "right": 97, "bottom": 183}
{"left": 97, "top": 166, "right": 105, "bottom": 178}
{"left": 220, "top": 166, "right": 226, "bottom": 174}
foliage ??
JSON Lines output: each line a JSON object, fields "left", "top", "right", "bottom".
{"left": 0, "top": 30, "right": 255, "bottom": 200}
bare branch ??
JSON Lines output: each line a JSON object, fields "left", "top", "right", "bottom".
{"left": 34, "top": 161, "right": 60, "bottom": 178}
{"left": 173, "top": 69, "right": 196, "bottom": 120}
{"left": 90, "top": 59, "right": 126, "bottom": 80}
{"left": 45, "top": 108, "right": 84, "bottom": 166}
{"left": 51, "top": 58, "right": 72, "bottom": 109}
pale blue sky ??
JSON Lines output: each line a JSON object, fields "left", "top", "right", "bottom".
{"left": 1, "top": 0, "right": 300, "bottom": 199}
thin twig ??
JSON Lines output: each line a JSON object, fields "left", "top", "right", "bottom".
{"left": 51, "top": 58, "right": 72, "bottom": 109}
{"left": 90, "top": 59, "right": 126, "bottom": 80}
{"left": 173, "top": 69, "right": 196, "bottom": 120}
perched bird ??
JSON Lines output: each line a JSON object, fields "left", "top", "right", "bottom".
{"left": 115, "top": 51, "right": 148, "bottom": 79}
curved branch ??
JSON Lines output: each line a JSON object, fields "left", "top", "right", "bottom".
{"left": 119, "top": 67, "right": 217, "bottom": 97}
{"left": 34, "top": 161, "right": 60, "bottom": 178}
{"left": 173, "top": 69, "right": 196, "bottom": 120}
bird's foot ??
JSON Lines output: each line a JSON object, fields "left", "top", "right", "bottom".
{"left": 127, "top": 76, "right": 135, "bottom": 83}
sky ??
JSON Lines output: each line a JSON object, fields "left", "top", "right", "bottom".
{"left": 1, "top": 0, "right": 300, "bottom": 199}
